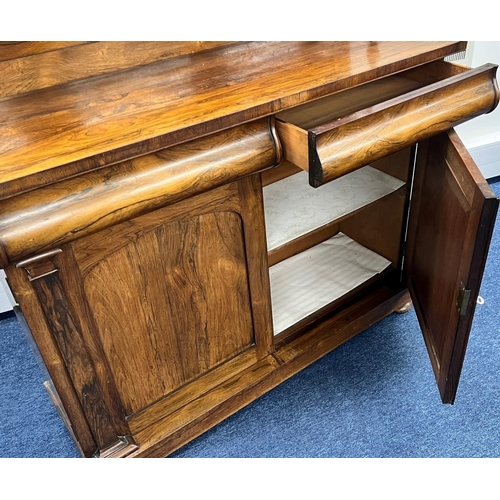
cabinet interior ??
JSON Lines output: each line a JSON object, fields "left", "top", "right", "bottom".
{"left": 262, "top": 148, "right": 412, "bottom": 338}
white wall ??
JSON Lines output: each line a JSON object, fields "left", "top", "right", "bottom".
{"left": 456, "top": 41, "right": 500, "bottom": 179}
{"left": 0, "top": 270, "right": 16, "bottom": 313}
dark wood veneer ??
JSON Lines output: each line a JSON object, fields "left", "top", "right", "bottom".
{"left": 1, "top": 42, "right": 497, "bottom": 457}
{"left": 0, "top": 41, "right": 465, "bottom": 199}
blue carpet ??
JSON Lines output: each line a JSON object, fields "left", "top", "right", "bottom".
{"left": 1, "top": 179, "right": 499, "bottom": 458}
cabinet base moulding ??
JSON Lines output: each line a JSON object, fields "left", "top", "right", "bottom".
{"left": 126, "top": 286, "right": 409, "bottom": 458}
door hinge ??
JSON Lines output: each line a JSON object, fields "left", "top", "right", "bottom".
{"left": 457, "top": 282, "right": 472, "bottom": 316}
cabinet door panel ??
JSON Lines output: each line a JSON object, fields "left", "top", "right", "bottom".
{"left": 80, "top": 211, "right": 254, "bottom": 415}
{"left": 406, "top": 130, "right": 498, "bottom": 403}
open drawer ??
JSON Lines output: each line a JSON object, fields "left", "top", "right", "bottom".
{"left": 275, "top": 60, "right": 499, "bottom": 187}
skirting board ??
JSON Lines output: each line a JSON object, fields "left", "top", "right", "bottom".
{"left": 469, "top": 139, "right": 500, "bottom": 180}
{"left": 0, "top": 292, "right": 11, "bottom": 313}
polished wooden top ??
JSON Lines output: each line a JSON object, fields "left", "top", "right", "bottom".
{"left": 0, "top": 41, "right": 466, "bottom": 198}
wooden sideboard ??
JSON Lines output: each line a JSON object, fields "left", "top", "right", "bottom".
{"left": 0, "top": 42, "right": 498, "bottom": 458}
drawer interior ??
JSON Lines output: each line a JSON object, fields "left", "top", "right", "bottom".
{"left": 276, "top": 60, "right": 469, "bottom": 129}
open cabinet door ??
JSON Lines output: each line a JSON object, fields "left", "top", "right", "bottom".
{"left": 405, "top": 130, "right": 498, "bottom": 404}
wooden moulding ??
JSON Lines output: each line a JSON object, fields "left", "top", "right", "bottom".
{"left": 5, "top": 264, "right": 102, "bottom": 457}
{"left": 277, "top": 63, "right": 499, "bottom": 187}
{"left": 128, "top": 285, "right": 410, "bottom": 457}
{"left": 0, "top": 119, "right": 277, "bottom": 268}
{"left": 309, "top": 64, "right": 499, "bottom": 187}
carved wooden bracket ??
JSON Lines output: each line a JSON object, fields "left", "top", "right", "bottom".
{"left": 15, "top": 248, "right": 63, "bottom": 281}
{"left": 95, "top": 435, "right": 139, "bottom": 458}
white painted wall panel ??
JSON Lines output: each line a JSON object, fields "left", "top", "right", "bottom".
{"left": 456, "top": 41, "right": 500, "bottom": 178}
{"left": 0, "top": 270, "right": 16, "bottom": 313}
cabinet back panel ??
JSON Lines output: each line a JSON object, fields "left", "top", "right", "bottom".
{"left": 339, "top": 186, "right": 407, "bottom": 265}
{"left": 370, "top": 147, "right": 413, "bottom": 182}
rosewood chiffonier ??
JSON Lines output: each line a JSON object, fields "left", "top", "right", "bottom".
{"left": 0, "top": 41, "right": 498, "bottom": 457}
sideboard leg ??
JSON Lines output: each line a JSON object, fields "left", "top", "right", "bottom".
{"left": 394, "top": 300, "right": 412, "bottom": 314}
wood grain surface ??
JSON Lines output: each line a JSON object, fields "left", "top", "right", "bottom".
{"left": 406, "top": 131, "right": 499, "bottom": 403}
{"left": 307, "top": 64, "right": 498, "bottom": 185}
{"left": 81, "top": 211, "right": 254, "bottom": 415}
{"left": 3, "top": 42, "right": 495, "bottom": 458}
{"left": 0, "top": 42, "right": 465, "bottom": 197}
{"left": 0, "top": 42, "right": 237, "bottom": 98}
{"left": 0, "top": 120, "right": 276, "bottom": 267}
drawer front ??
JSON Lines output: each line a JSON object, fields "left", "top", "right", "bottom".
{"left": 276, "top": 63, "right": 499, "bottom": 187}
{"left": 0, "top": 119, "right": 277, "bottom": 267}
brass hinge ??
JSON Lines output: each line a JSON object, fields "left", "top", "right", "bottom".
{"left": 457, "top": 282, "right": 472, "bottom": 316}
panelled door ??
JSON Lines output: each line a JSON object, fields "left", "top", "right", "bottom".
{"left": 405, "top": 130, "right": 498, "bottom": 404}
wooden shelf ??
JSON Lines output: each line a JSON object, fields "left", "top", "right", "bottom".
{"left": 269, "top": 232, "right": 392, "bottom": 335}
{"left": 263, "top": 166, "right": 405, "bottom": 252}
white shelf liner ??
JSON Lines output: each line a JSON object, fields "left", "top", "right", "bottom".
{"left": 269, "top": 232, "right": 391, "bottom": 335}
{"left": 263, "top": 166, "right": 404, "bottom": 251}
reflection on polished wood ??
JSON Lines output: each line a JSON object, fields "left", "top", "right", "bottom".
{"left": 0, "top": 42, "right": 238, "bottom": 98}
{"left": 0, "top": 120, "right": 276, "bottom": 267}
{"left": 0, "top": 41, "right": 465, "bottom": 198}
{"left": 276, "top": 62, "right": 499, "bottom": 186}
{"left": 1, "top": 42, "right": 497, "bottom": 458}
{"left": 395, "top": 301, "right": 412, "bottom": 314}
